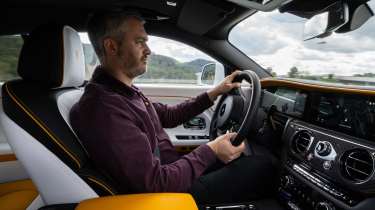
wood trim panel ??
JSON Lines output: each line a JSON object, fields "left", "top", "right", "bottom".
{"left": 0, "top": 154, "right": 17, "bottom": 162}
{"left": 261, "top": 78, "right": 375, "bottom": 96}
{"left": 175, "top": 146, "right": 198, "bottom": 154}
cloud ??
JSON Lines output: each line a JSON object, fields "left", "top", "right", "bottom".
{"left": 147, "top": 36, "right": 214, "bottom": 63}
{"left": 228, "top": 3, "right": 375, "bottom": 77}
{"left": 229, "top": 12, "right": 304, "bottom": 56}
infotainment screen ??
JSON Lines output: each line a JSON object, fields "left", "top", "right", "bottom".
{"left": 312, "top": 94, "right": 375, "bottom": 141}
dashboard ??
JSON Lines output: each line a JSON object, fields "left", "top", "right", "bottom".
{"left": 259, "top": 80, "right": 375, "bottom": 210}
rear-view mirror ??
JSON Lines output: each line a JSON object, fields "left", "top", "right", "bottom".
{"left": 303, "top": 12, "right": 330, "bottom": 41}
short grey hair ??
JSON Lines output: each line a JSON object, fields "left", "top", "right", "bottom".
{"left": 87, "top": 11, "right": 145, "bottom": 63}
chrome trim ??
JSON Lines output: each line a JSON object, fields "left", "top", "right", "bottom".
{"left": 166, "top": 1, "right": 177, "bottom": 7}
{"left": 282, "top": 117, "right": 292, "bottom": 139}
{"left": 314, "top": 141, "right": 337, "bottom": 161}
{"left": 292, "top": 164, "right": 344, "bottom": 198}
{"left": 216, "top": 205, "right": 247, "bottom": 209}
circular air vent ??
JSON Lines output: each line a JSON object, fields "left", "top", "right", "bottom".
{"left": 293, "top": 130, "right": 313, "bottom": 154}
{"left": 341, "top": 149, "right": 374, "bottom": 183}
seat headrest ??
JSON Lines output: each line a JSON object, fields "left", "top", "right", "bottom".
{"left": 18, "top": 24, "right": 85, "bottom": 88}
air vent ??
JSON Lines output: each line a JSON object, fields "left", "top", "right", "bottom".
{"left": 341, "top": 149, "right": 374, "bottom": 183}
{"left": 293, "top": 130, "right": 313, "bottom": 154}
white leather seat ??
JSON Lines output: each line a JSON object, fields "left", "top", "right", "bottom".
{"left": 0, "top": 25, "right": 117, "bottom": 206}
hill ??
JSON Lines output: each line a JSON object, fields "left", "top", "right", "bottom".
{"left": 139, "top": 53, "right": 212, "bottom": 81}
{"left": 0, "top": 40, "right": 213, "bottom": 82}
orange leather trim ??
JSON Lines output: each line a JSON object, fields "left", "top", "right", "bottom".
{"left": 0, "top": 179, "right": 36, "bottom": 197}
{"left": 76, "top": 193, "right": 198, "bottom": 210}
{"left": 0, "top": 190, "right": 38, "bottom": 210}
{"left": 0, "top": 154, "right": 17, "bottom": 162}
{"left": 261, "top": 78, "right": 375, "bottom": 96}
{"left": 0, "top": 179, "right": 38, "bottom": 210}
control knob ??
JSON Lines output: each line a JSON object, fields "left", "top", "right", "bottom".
{"left": 281, "top": 175, "right": 295, "bottom": 189}
{"left": 316, "top": 141, "right": 332, "bottom": 156}
{"left": 315, "top": 202, "right": 335, "bottom": 210}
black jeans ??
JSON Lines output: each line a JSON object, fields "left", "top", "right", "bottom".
{"left": 189, "top": 155, "right": 278, "bottom": 205}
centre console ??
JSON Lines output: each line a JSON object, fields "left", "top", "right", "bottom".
{"left": 278, "top": 120, "right": 375, "bottom": 210}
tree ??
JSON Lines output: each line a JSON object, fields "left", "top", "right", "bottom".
{"left": 266, "top": 67, "right": 277, "bottom": 77}
{"left": 353, "top": 73, "right": 375, "bottom": 77}
{"left": 288, "top": 66, "right": 299, "bottom": 78}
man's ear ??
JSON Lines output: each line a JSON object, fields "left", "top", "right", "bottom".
{"left": 103, "top": 38, "right": 118, "bottom": 56}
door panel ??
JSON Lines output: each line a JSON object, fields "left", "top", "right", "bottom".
{"left": 139, "top": 84, "right": 215, "bottom": 146}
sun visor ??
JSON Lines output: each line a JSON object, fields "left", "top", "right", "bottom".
{"left": 177, "top": 0, "right": 233, "bottom": 35}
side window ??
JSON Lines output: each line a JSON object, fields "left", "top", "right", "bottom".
{"left": 136, "top": 36, "right": 221, "bottom": 86}
{"left": 0, "top": 35, "right": 23, "bottom": 82}
{"left": 79, "top": 34, "right": 223, "bottom": 85}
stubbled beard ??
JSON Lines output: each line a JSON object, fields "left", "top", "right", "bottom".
{"left": 116, "top": 50, "right": 146, "bottom": 79}
{"left": 125, "top": 65, "right": 146, "bottom": 79}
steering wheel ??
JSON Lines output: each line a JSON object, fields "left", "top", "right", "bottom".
{"left": 209, "top": 70, "right": 262, "bottom": 146}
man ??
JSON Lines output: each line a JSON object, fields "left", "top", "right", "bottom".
{"left": 71, "top": 11, "right": 275, "bottom": 204}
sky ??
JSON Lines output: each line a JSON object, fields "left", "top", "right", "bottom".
{"left": 229, "top": 1, "right": 375, "bottom": 76}
{"left": 80, "top": 1, "right": 375, "bottom": 77}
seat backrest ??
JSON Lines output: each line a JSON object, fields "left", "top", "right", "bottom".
{"left": 0, "top": 24, "right": 118, "bottom": 205}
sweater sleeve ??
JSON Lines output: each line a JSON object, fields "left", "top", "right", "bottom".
{"left": 153, "top": 92, "right": 214, "bottom": 128}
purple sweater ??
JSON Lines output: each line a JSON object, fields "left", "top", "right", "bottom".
{"left": 70, "top": 67, "right": 217, "bottom": 193}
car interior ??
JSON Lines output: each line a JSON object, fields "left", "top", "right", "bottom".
{"left": 1, "top": 0, "right": 375, "bottom": 210}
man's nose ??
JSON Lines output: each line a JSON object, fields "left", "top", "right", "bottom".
{"left": 144, "top": 44, "right": 151, "bottom": 55}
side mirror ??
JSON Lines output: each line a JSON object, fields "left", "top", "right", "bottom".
{"left": 303, "top": 1, "right": 349, "bottom": 41}
{"left": 199, "top": 63, "right": 225, "bottom": 85}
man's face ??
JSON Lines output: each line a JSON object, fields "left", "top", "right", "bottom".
{"left": 115, "top": 18, "right": 151, "bottom": 79}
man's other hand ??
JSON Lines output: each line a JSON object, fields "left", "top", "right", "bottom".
{"left": 207, "top": 132, "right": 245, "bottom": 164}
{"left": 207, "top": 70, "right": 241, "bottom": 102}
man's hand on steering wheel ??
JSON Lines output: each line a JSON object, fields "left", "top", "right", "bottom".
{"left": 207, "top": 70, "right": 242, "bottom": 102}
{"left": 207, "top": 132, "right": 246, "bottom": 164}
